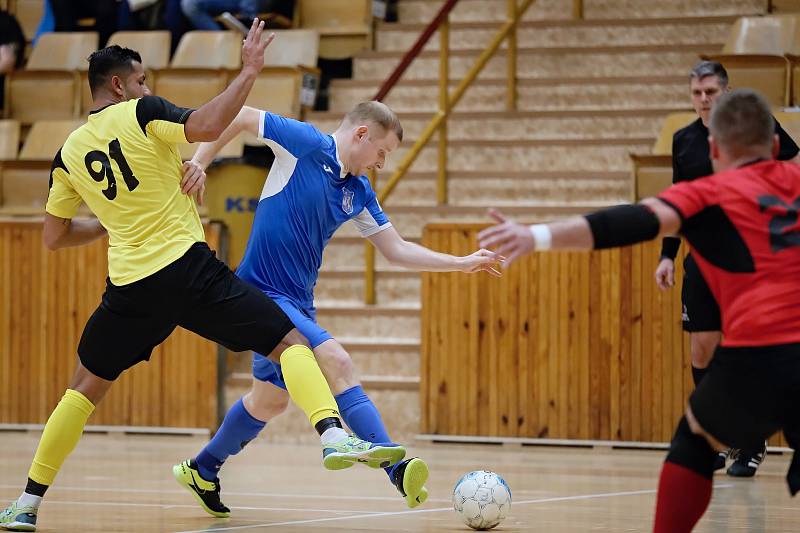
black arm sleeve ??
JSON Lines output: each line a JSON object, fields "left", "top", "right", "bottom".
{"left": 135, "top": 95, "right": 194, "bottom": 135}
{"left": 585, "top": 204, "right": 661, "bottom": 250}
{"left": 775, "top": 119, "right": 800, "bottom": 161}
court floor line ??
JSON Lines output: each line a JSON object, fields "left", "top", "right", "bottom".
{"left": 23, "top": 499, "right": 385, "bottom": 515}
{"left": 0, "top": 484, "right": 450, "bottom": 504}
{"left": 174, "top": 484, "right": 735, "bottom": 533}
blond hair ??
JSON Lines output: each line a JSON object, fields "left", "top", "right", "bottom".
{"left": 343, "top": 101, "right": 403, "bottom": 142}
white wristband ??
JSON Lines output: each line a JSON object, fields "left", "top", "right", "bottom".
{"left": 529, "top": 224, "right": 552, "bottom": 250}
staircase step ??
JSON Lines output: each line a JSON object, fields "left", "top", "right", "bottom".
{"left": 376, "top": 16, "right": 734, "bottom": 52}
{"left": 398, "top": 0, "right": 569, "bottom": 24}
{"left": 315, "top": 304, "right": 421, "bottom": 339}
{"left": 330, "top": 77, "right": 690, "bottom": 113}
{"left": 225, "top": 378, "right": 420, "bottom": 442}
{"left": 397, "top": 0, "right": 762, "bottom": 24}
{"left": 226, "top": 337, "right": 420, "bottom": 376}
{"left": 371, "top": 173, "right": 630, "bottom": 206}
{"left": 379, "top": 138, "right": 651, "bottom": 173}
{"left": 307, "top": 109, "right": 683, "bottom": 141}
{"left": 354, "top": 44, "right": 719, "bottom": 81}
{"left": 224, "top": 384, "right": 420, "bottom": 444}
{"left": 229, "top": 372, "right": 420, "bottom": 390}
{"left": 323, "top": 236, "right": 419, "bottom": 271}
{"left": 331, "top": 203, "right": 614, "bottom": 240}
{"left": 316, "top": 269, "right": 421, "bottom": 305}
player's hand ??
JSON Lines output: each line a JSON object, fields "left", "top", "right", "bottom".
{"left": 241, "top": 18, "right": 274, "bottom": 75}
{"left": 655, "top": 258, "right": 675, "bottom": 290}
{"left": 478, "top": 209, "right": 536, "bottom": 268}
{"left": 458, "top": 249, "right": 503, "bottom": 277}
{"left": 181, "top": 160, "right": 207, "bottom": 205}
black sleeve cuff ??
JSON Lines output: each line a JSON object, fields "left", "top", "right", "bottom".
{"left": 660, "top": 236, "right": 681, "bottom": 260}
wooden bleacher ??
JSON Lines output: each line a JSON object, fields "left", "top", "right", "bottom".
{"left": 5, "top": 32, "right": 98, "bottom": 124}
{"left": 297, "top": 0, "right": 372, "bottom": 59}
{"left": 0, "top": 120, "right": 20, "bottom": 160}
{"left": 18, "top": 119, "right": 82, "bottom": 160}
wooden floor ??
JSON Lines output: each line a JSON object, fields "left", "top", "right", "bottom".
{"left": 1, "top": 432, "right": 799, "bottom": 532}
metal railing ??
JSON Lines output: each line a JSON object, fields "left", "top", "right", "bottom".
{"left": 363, "top": 0, "right": 549, "bottom": 304}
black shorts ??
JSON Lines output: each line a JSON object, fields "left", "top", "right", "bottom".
{"left": 77, "top": 242, "right": 295, "bottom": 381}
{"left": 689, "top": 343, "right": 800, "bottom": 451}
{"left": 681, "top": 254, "right": 721, "bottom": 333}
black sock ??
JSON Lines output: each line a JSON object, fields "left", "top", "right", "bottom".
{"left": 691, "top": 365, "right": 708, "bottom": 387}
{"left": 24, "top": 478, "right": 48, "bottom": 498}
{"left": 314, "top": 416, "right": 343, "bottom": 436}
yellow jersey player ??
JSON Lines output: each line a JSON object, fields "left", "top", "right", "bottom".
{"left": 0, "top": 19, "right": 404, "bottom": 532}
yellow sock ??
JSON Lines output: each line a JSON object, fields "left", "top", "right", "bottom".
{"left": 280, "top": 344, "right": 340, "bottom": 427}
{"left": 28, "top": 389, "right": 95, "bottom": 486}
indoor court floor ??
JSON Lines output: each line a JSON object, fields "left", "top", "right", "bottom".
{"left": 1, "top": 432, "right": 798, "bottom": 532}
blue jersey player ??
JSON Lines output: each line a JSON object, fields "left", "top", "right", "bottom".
{"left": 173, "top": 101, "right": 501, "bottom": 517}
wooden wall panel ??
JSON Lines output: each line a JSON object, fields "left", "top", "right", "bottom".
{"left": 421, "top": 223, "right": 787, "bottom": 446}
{"left": 0, "top": 220, "right": 222, "bottom": 430}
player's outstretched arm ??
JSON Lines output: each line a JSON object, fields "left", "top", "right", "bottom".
{"left": 369, "top": 226, "right": 502, "bottom": 276}
{"left": 190, "top": 106, "right": 261, "bottom": 170}
{"left": 478, "top": 198, "right": 681, "bottom": 267}
{"left": 43, "top": 213, "right": 106, "bottom": 251}
{"left": 183, "top": 19, "right": 273, "bottom": 143}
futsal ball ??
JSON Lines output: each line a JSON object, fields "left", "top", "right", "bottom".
{"left": 452, "top": 470, "right": 512, "bottom": 530}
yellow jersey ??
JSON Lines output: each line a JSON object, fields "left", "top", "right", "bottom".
{"left": 46, "top": 96, "right": 205, "bottom": 285}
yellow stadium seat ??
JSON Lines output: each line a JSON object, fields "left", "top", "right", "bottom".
{"left": 0, "top": 160, "right": 51, "bottom": 213}
{"left": 107, "top": 31, "right": 171, "bottom": 69}
{"left": 5, "top": 70, "right": 80, "bottom": 123}
{"left": 772, "top": 0, "right": 800, "bottom": 14}
{"left": 153, "top": 31, "right": 240, "bottom": 110}
{"left": 6, "top": 32, "right": 98, "bottom": 124}
{"left": 0, "top": 120, "right": 21, "bottom": 160}
{"left": 171, "top": 31, "right": 241, "bottom": 69}
{"left": 153, "top": 69, "right": 230, "bottom": 110}
{"left": 26, "top": 32, "right": 99, "bottom": 70}
{"left": 651, "top": 113, "right": 697, "bottom": 155}
{"left": 704, "top": 15, "right": 800, "bottom": 108}
{"left": 264, "top": 29, "right": 319, "bottom": 68}
{"left": 298, "top": 0, "right": 372, "bottom": 59}
{"left": 630, "top": 154, "right": 673, "bottom": 201}
{"left": 19, "top": 120, "right": 83, "bottom": 160}
{"left": 630, "top": 112, "right": 696, "bottom": 201}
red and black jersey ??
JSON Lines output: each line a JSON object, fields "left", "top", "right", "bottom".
{"left": 658, "top": 160, "right": 800, "bottom": 347}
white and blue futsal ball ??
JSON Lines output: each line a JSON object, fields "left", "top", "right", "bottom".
{"left": 452, "top": 470, "right": 512, "bottom": 530}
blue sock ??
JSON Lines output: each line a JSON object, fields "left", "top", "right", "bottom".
{"left": 335, "top": 385, "right": 400, "bottom": 481}
{"left": 195, "top": 398, "right": 266, "bottom": 481}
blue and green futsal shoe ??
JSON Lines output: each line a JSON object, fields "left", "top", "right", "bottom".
{"left": 172, "top": 459, "right": 230, "bottom": 518}
{"left": 392, "top": 458, "right": 429, "bottom": 508}
{"left": 0, "top": 501, "right": 37, "bottom": 531}
{"left": 322, "top": 435, "right": 406, "bottom": 470}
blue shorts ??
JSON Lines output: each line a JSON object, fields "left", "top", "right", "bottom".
{"left": 251, "top": 292, "right": 332, "bottom": 389}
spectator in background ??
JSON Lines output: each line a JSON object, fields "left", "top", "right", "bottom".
{"left": 50, "top": 0, "right": 119, "bottom": 46}
{"left": 182, "top": 0, "right": 259, "bottom": 30}
{"left": 0, "top": 10, "right": 25, "bottom": 110}
{"left": 182, "top": 0, "right": 293, "bottom": 31}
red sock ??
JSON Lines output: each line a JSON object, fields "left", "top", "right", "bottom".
{"left": 653, "top": 461, "right": 713, "bottom": 533}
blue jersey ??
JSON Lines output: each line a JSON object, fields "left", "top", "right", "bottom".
{"left": 236, "top": 112, "right": 392, "bottom": 308}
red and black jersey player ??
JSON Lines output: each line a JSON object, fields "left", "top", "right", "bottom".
{"left": 478, "top": 88, "right": 800, "bottom": 533}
